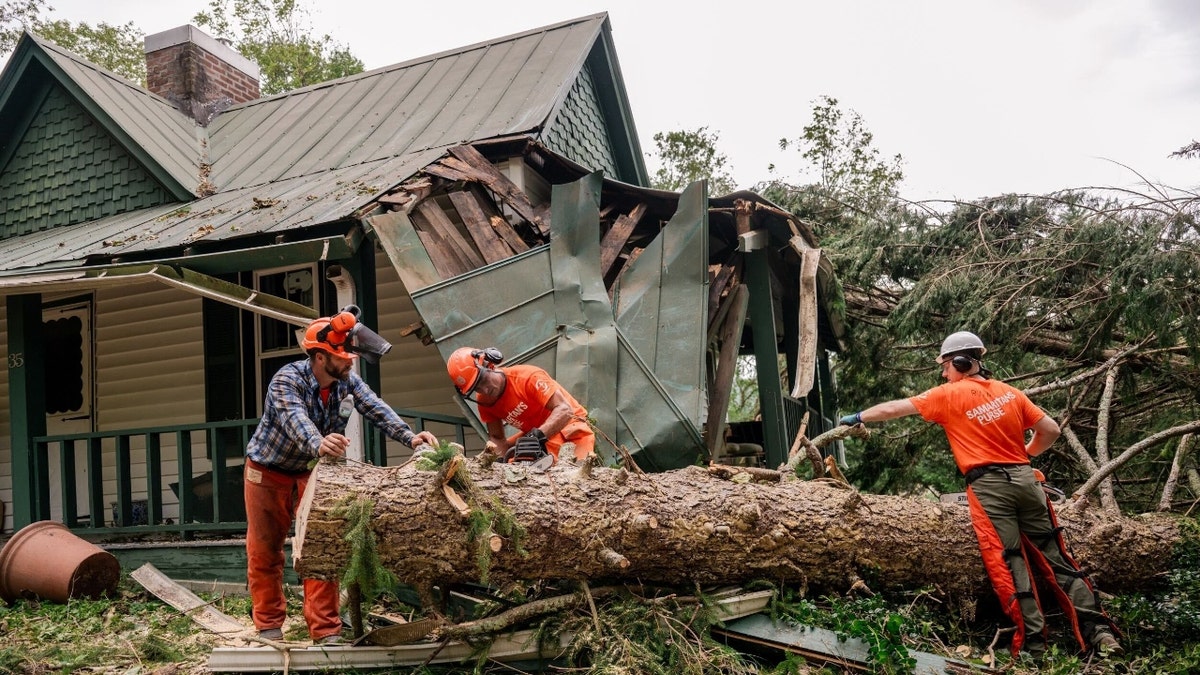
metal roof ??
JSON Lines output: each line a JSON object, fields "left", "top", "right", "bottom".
{"left": 206, "top": 14, "right": 608, "bottom": 191}
{"left": 0, "top": 149, "right": 442, "bottom": 274}
{"left": 0, "top": 14, "right": 618, "bottom": 276}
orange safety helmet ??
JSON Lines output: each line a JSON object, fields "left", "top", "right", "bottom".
{"left": 300, "top": 305, "right": 393, "bottom": 363}
{"left": 302, "top": 316, "right": 356, "bottom": 359}
{"left": 447, "top": 347, "right": 503, "bottom": 396}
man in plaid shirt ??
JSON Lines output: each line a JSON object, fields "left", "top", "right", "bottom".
{"left": 244, "top": 309, "right": 437, "bottom": 645}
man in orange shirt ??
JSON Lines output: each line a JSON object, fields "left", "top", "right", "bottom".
{"left": 446, "top": 347, "right": 595, "bottom": 464}
{"left": 839, "top": 331, "right": 1120, "bottom": 660}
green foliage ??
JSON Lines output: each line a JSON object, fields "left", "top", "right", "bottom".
{"left": 330, "top": 494, "right": 397, "bottom": 607}
{"left": 414, "top": 441, "right": 528, "bottom": 582}
{"left": 649, "top": 126, "right": 737, "bottom": 195}
{"left": 193, "top": 0, "right": 364, "bottom": 95}
{"left": 465, "top": 494, "right": 527, "bottom": 584}
{"left": 558, "top": 591, "right": 759, "bottom": 674}
{"left": 1, "top": 0, "right": 145, "bottom": 83}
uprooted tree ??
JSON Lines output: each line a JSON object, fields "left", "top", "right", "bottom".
{"left": 293, "top": 431, "right": 1186, "bottom": 617}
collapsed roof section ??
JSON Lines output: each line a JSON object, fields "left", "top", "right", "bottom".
{"left": 365, "top": 141, "right": 845, "bottom": 470}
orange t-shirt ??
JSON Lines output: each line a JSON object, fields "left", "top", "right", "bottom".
{"left": 908, "top": 378, "right": 1046, "bottom": 474}
{"left": 477, "top": 365, "right": 591, "bottom": 452}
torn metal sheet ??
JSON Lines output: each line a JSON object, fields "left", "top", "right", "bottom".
{"left": 713, "top": 614, "right": 990, "bottom": 674}
{"left": 371, "top": 172, "right": 710, "bottom": 469}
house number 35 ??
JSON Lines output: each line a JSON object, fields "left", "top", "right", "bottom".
{"left": 8, "top": 352, "right": 23, "bottom": 368}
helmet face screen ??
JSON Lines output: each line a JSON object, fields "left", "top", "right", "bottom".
{"left": 345, "top": 324, "right": 392, "bottom": 364}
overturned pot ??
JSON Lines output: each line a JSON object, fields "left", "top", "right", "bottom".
{"left": 0, "top": 520, "right": 120, "bottom": 603}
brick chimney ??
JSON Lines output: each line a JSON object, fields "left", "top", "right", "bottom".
{"left": 144, "top": 25, "right": 260, "bottom": 125}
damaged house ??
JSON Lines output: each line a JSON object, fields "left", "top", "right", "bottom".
{"left": 0, "top": 13, "right": 844, "bottom": 576}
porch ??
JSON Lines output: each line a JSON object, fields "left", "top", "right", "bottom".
{"left": 11, "top": 412, "right": 473, "bottom": 580}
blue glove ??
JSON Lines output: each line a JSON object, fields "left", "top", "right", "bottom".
{"left": 839, "top": 412, "right": 863, "bottom": 426}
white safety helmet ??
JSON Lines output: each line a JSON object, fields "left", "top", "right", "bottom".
{"left": 938, "top": 331, "right": 987, "bottom": 360}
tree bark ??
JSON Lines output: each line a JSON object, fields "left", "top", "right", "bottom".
{"left": 294, "top": 454, "right": 1182, "bottom": 605}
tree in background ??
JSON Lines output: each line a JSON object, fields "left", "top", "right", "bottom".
{"left": 1, "top": 0, "right": 144, "bottom": 83}
{"left": 648, "top": 126, "right": 736, "bottom": 195}
{"left": 193, "top": 0, "right": 362, "bottom": 96}
{"left": 651, "top": 97, "right": 1200, "bottom": 512}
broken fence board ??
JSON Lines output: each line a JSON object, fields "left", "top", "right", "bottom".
{"left": 131, "top": 563, "right": 249, "bottom": 637}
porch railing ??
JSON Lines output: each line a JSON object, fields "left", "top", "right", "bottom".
{"left": 31, "top": 410, "right": 474, "bottom": 539}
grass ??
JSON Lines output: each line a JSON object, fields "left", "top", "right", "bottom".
{"left": 3, "top": 570, "right": 1200, "bottom": 674}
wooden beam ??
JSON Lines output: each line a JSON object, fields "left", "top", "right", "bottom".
{"left": 408, "top": 208, "right": 469, "bottom": 279}
{"left": 705, "top": 285, "right": 749, "bottom": 459}
{"left": 707, "top": 264, "right": 736, "bottom": 332}
{"left": 415, "top": 200, "right": 485, "bottom": 270}
{"left": 422, "top": 161, "right": 475, "bottom": 183}
{"left": 599, "top": 203, "right": 647, "bottom": 279}
{"left": 447, "top": 190, "right": 514, "bottom": 264}
{"left": 446, "top": 145, "right": 549, "bottom": 236}
{"left": 466, "top": 184, "right": 529, "bottom": 254}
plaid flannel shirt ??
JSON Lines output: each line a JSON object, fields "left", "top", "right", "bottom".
{"left": 246, "top": 359, "right": 416, "bottom": 472}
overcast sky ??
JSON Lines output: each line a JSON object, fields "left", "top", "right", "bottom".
{"left": 25, "top": 0, "right": 1200, "bottom": 201}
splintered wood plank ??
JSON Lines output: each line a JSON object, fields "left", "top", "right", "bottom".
{"left": 131, "top": 563, "right": 249, "bottom": 637}
{"left": 599, "top": 203, "right": 647, "bottom": 278}
{"left": 707, "top": 264, "right": 736, "bottom": 331}
{"left": 467, "top": 184, "right": 529, "bottom": 254}
{"left": 423, "top": 161, "right": 475, "bottom": 183}
{"left": 447, "top": 190, "right": 514, "bottom": 264}
{"left": 415, "top": 200, "right": 485, "bottom": 270}
{"left": 409, "top": 208, "right": 471, "bottom": 279}
{"left": 446, "top": 145, "right": 548, "bottom": 236}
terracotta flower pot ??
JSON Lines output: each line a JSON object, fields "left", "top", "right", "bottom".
{"left": 0, "top": 520, "right": 120, "bottom": 603}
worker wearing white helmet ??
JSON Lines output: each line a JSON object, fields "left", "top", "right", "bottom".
{"left": 837, "top": 331, "right": 1121, "bottom": 660}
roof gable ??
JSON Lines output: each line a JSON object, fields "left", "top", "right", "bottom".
{"left": 0, "top": 32, "right": 204, "bottom": 200}
{"left": 0, "top": 80, "right": 174, "bottom": 238}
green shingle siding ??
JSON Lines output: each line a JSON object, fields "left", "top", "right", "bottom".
{"left": 544, "top": 63, "right": 620, "bottom": 179}
{"left": 0, "top": 84, "right": 172, "bottom": 239}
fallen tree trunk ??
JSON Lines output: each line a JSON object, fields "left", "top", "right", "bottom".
{"left": 294, "top": 453, "right": 1182, "bottom": 605}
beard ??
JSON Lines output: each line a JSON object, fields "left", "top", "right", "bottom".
{"left": 324, "top": 357, "right": 353, "bottom": 381}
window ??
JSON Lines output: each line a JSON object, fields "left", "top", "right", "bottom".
{"left": 254, "top": 265, "right": 317, "bottom": 409}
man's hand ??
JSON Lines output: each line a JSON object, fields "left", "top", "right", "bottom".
{"left": 319, "top": 433, "right": 350, "bottom": 458}
{"left": 839, "top": 412, "right": 863, "bottom": 427}
{"left": 410, "top": 431, "right": 439, "bottom": 449}
{"left": 523, "top": 427, "right": 548, "bottom": 452}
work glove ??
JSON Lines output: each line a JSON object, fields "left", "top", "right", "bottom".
{"left": 839, "top": 412, "right": 863, "bottom": 426}
{"left": 505, "top": 428, "right": 548, "bottom": 463}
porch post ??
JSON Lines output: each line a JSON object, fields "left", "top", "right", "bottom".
{"left": 7, "top": 294, "right": 47, "bottom": 528}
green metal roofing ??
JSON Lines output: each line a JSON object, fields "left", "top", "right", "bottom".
{"left": 7, "top": 32, "right": 205, "bottom": 199}
{"left": 205, "top": 13, "right": 645, "bottom": 191}
{"left": 0, "top": 13, "right": 648, "bottom": 275}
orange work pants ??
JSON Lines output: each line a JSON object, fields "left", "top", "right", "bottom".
{"left": 244, "top": 460, "right": 341, "bottom": 640}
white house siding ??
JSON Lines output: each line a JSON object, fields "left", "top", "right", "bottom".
{"left": 374, "top": 253, "right": 483, "bottom": 461}
{"left": 91, "top": 282, "right": 207, "bottom": 525}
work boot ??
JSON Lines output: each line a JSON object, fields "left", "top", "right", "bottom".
{"left": 1093, "top": 632, "right": 1123, "bottom": 657}
{"left": 257, "top": 627, "right": 284, "bottom": 641}
{"left": 314, "top": 634, "right": 344, "bottom": 646}
{"left": 1021, "top": 634, "right": 1046, "bottom": 663}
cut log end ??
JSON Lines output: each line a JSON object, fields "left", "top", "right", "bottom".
{"left": 598, "top": 547, "right": 630, "bottom": 570}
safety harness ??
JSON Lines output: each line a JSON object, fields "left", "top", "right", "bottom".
{"left": 965, "top": 466, "right": 1120, "bottom": 656}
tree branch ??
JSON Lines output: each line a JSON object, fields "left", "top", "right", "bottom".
{"left": 1072, "top": 421, "right": 1200, "bottom": 503}
{"left": 1159, "top": 434, "right": 1194, "bottom": 512}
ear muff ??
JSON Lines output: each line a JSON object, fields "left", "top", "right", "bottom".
{"left": 951, "top": 355, "right": 974, "bottom": 373}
